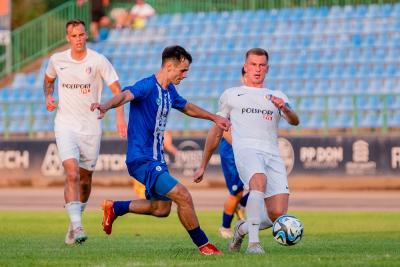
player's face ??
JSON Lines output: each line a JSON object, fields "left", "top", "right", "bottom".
{"left": 66, "top": 24, "right": 87, "bottom": 53}
{"left": 244, "top": 54, "right": 269, "bottom": 87}
{"left": 169, "top": 59, "right": 190, "bottom": 85}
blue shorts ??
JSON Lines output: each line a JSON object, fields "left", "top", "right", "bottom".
{"left": 219, "top": 138, "right": 244, "bottom": 196}
{"left": 126, "top": 159, "right": 178, "bottom": 201}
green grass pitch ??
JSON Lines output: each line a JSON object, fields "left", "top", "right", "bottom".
{"left": 1, "top": 210, "right": 399, "bottom": 267}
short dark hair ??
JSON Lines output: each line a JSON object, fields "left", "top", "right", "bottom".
{"left": 241, "top": 66, "right": 245, "bottom": 76}
{"left": 245, "top": 48, "right": 269, "bottom": 62}
{"left": 161, "top": 45, "right": 192, "bottom": 66}
{"left": 66, "top": 19, "right": 86, "bottom": 33}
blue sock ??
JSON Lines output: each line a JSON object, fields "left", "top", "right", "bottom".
{"left": 240, "top": 193, "right": 249, "bottom": 207}
{"left": 222, "top": 212, "right": 234, "bottom": 228}
{"left": 188, "top": 227, "right": 209, "bottom": 247}
{"left": 113, "top": 200, "right": 131, "bottom": 216}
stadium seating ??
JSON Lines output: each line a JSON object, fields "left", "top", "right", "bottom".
{"left": 0, "top": 3, "right": 399, "bottom": 134}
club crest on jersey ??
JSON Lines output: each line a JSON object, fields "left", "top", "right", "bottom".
{"left": 156, "top": 98, "right": 161, "bottom": 106}
{"left": 265, "top": 94, "right": 272, "bottom": 101}
{"left": 85, "top": 67, "right": 92, "bottom": 75}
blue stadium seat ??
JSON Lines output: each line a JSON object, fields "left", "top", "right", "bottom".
{"left": 359, "top": 111, "right": 381, "bottom": 128}
{"left": 388, "top": 111, "right": 400, "bottom": 127}
{"left": 2, "top": 6, "right": 399, "bottom": 133}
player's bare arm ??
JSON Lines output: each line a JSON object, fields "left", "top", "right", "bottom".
{"left": 91, "top": 90, "right": 134, "bottom": 119}
{"left": 270, "top": 95, "right": 300, "bottom": 126}
{"left": 43, "top": 74, "right": 57, "bottom": 111}
{"left": 181, "top": 103, "right": 231, "bottom": 131}
{"left": 222, "top": 129, "right": 233, "bottom": 145}
{"left": 109, "top": 81, "right": 128, "bottom": 138}
{"left": 193, "top": 124, "right": 224, "bottom": 183}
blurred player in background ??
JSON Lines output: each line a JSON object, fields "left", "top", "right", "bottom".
{"left": 194, "top": 48, "right": 299, "bottom": 254}
{"left": 91, "top": 45, "right": 230, "bottom": 255}
{"left": 218, "top": 68, "right": 249, "bottom": 239}
{"left": 43, "top": 19, "right": 127, "bottom": 245}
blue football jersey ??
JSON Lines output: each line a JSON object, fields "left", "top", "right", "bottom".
{"left": 123, "top": 74, "right": 187, "bottom": 163}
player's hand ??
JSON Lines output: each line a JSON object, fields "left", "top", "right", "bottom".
{"left": 269, "top": 95, "right": 288, "bottom": 112}
{"left": 90, "top": 102, "right": 108, "bottom": 119}
{"left": 116, "top": 119, "right": 127, "bottom": 138}
{"left": 214, "top": 115, "right": 231, "bottom": 131}
{"left": 45, "top": 95, "right": 57, "bottom": 112}
{"left": 193, "top": 166, "right": 205, "bottom": 183}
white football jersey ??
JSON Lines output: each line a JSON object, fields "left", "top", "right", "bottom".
{"left": 46, "top": 48, "right": 118, "bottom": 135}
{"left": 217, "top": 85, "right": 291, "bottom": 156}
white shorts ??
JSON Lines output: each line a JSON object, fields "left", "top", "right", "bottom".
{"left": 55, "top": 130, "right": 101, "bottom": 171}
{"left": 234, "top": 148, "right": 290, "bottom": 198}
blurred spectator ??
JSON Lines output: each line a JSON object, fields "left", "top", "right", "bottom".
{"left": 110, "top": 0, "right": 155, "bottom": 29}
{"left": 109, "top": 7, "right": 129, "bottom": 28}
{"left": 77, "top": 0, "right": 110, "bottom": 41}
{"left": 129, "top": 0, "right": 155, "bottom": 29}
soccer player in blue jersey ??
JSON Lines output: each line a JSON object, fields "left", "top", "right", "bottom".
{"left": 90, "top": 45, "right": 229, "bottom": 255}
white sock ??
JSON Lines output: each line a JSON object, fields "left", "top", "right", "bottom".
{"left": 239, "top": 207, "right": 273, "bottom": 234}
{"left": 245, "top": 190, "right": 265, "bottom": 243}
{"left": 65, "top": 201, "right": 82, "bottom": 230}
{"left": 259, "top": 207, "right": 273, "bottom": 230}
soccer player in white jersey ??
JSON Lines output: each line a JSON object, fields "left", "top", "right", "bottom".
{"left": 43, "top": 19, "right": 127, "bottom": 245}
{"left": 90, "top": 45, "right": 230, "bottom": 255}
{"left": 194, "top": 48, "right": 299, "bottom": 254}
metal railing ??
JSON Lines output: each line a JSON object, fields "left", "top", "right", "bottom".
{"left": 0, "top": 92, "right": 398, "bottom": 139}
{"left": 115, "top": 0, "right": 399, "bottom": 13}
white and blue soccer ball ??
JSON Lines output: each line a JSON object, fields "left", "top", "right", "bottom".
{"left": 272, "top": 214, "right": 304, "bottom": 246}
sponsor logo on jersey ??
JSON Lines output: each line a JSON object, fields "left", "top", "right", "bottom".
{"left": 237, "top": 93, "right": 246, "bottom": 96}
{"left": 62, "top": 83, "right": 91, "bottom": 90}
{"left": 241, "top": 107, "right": 274, "bottom": 120}
{"left": 241, "top": 107, "right": 273, "bottom": 115}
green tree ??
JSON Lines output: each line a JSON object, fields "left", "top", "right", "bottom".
{"left": 11, "top": 0, "right": 66, "bottom": 29}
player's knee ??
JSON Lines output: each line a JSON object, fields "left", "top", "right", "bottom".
{"left": 268, "top": 208, "right": 285, "bottom": 222}
{"left": 153, "top": 203, "right": 172, "bottom": 217}
{"left": 174, "top": 185, "right": 193, "bottom": 207}
{"left": 65, "top": 170, "right": 79, "bottom": 184}
{"left": 249, "top": 175, "right": 267, "bottom": 192}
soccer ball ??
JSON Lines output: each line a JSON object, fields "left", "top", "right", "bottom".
{"left": 272, "top": 214, "right": 304, "bottom": 246}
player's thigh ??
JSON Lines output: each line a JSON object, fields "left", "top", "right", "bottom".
{"left": 234, "top": 148, "right": 266, "bottom": 188}
{"left": 264, "top": 154, "right": 290, "bottom": 197}
{"left": 55, "top": 130, "right": 80, "bottom": 162}
{"left": 154, "top": 172, "right": 179, "bottom": 198}
{"left": 77, "top": 134, "right": 101, "bottom": 171}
